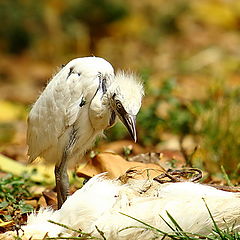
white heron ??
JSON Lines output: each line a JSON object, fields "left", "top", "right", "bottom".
{"left": 27, "top": 57, "right": 144, "bottom": 208}
{"left": 6, "top": 173, "right": 240, "bottom": 240}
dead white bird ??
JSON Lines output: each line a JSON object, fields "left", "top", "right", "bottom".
{"left": 15, "top": 173, "right": 240, "bottom": 239}
{"left": 27, "top": 57, "right": 144, "bottom": 208}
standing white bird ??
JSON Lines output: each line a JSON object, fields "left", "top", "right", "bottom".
{"left": 27, "top": 57, "right": 144, "bottom": 208}
{"left": 6, "top": 173, "right": 240, "bottom": 240}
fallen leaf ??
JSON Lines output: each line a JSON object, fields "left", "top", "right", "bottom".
{"left": 42, "top": 191, "right": 57, "bottom": 209}
{"left": 24, "top": 200, "right": 38, "bottom": 209}
{"left": 77, "top": 152, "right": 166, "bottom": 179}
{"left": 0, "top": 154, "right": 54, "bottom": 184}
{"left": 0, "top": 221, "right": 13, "bottom": 228}
{"left": 38, "top": 196, "right": 47, "bottom": 208}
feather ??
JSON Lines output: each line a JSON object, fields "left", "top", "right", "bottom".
{"left": 18, "top": 174, "right": 240, "bottom": 239}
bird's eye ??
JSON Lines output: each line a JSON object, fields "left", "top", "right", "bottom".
{"left": 116, "top": 100, "right": 122, "bottom": 109}
{"left": 78, "top": 73, "right": 81, "bottom": 77}
{"left": 112, "top": 93, "right": 116, "bottom": 98}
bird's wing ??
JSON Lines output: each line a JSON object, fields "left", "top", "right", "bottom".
{"left": 27, "top": 72, "right": 99, "bottom": 163}
{"left": 65, "top": 94, "right": 84, "bottom": 127}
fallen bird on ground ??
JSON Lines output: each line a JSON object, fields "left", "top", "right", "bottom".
{"left": 7, "top": 173, "right": 240, "bottom": 240}
{"left": 27, "top": 57, "right": 144, "bottom": 208}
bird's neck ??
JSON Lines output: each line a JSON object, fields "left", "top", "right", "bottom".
{"left": 88, "top": 92, "right": 113, "bottom": 131}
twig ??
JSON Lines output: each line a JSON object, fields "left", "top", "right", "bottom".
{"left": 153, "top": 168, "right": 202, "bottom": 183}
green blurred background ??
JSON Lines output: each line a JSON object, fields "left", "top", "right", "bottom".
{"left": 0, "top": 0, "right": 240, "bottom": 179}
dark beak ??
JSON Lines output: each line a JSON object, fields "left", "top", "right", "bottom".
{"left": 118, "top": 113, "right": 137, "bottom": 142}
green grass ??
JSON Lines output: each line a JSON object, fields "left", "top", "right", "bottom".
{"left": 0, "top": 173, "right": 34, "bottom": 221}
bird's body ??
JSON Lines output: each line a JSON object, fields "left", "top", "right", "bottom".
{"left": 16, "top": 174, "right": 240, "bottom": 239}
{"left": 27, "top": 57, "right": 144, "bottom": 208}
{"left": 27, "top": 57, "right": 114, "bottom": 167}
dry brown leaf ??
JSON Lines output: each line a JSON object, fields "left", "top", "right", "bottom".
{"left": 24, "top": 200, "right": 38, "bottom": 209}
{"left": 42, "top": 191, "right": 57, "bottom": 210}
{"left": 77, "top": 152, "right": 166, "bottom": 179}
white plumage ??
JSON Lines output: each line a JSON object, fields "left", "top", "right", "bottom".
{"left": 18, "top": 173, "right": 240, "bottom": 239}
{"left": 27, "top": 57, "right": 144, "bottom": 208}
{"left": 27, "top": 57, "right": 114, "bottom": 166}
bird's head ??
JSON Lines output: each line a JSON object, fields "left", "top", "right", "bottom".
{"left": 108, "top": 71, "right": 144, "bottom": 142}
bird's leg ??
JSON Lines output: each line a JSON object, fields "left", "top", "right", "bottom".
{"left": 55, "top": 127, "right": 77, "bottom": 209}
{"left": 55, "top": 151, "right": 69, "bottom": 209}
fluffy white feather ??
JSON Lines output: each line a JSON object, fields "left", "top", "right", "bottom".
{"left": 18, "top": 174, "right": 240, "bottom": 239}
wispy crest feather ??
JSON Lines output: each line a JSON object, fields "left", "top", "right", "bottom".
{"left": 114, "top": 70, "right": 144, "bottom": 97}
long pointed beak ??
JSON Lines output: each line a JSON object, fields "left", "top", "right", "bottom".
{"left": 119, "top": 113, "right": 137, "bottom": 142}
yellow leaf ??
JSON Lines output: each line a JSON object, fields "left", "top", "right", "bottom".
{"left": 0, "top": 154, "right": 54, "bottom": 184}
{"left": 0, "top": 220, "right": 13, "bottom": 227}
{"left": 0, "top": 101, "right": 27, "bottom": 122}
{"left": 0, "top": 154, "right": 75, "bottom": 185}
